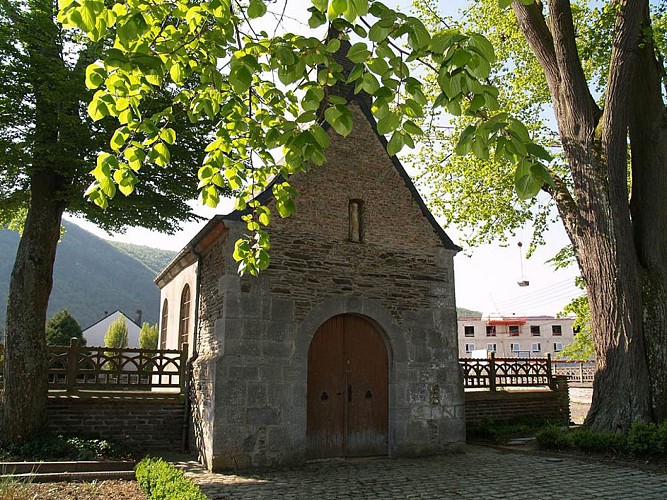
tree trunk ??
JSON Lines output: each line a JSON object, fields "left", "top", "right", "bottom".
{"left": 628, "top": 5, "right": 667, "bottom": 422}
{"left": 3, "top": 181, "right": 65, "bottom": 441}
{"left": 1, "top": 0, "right": 69, "bottom": 442}
{"left": 512, "top": 0, "right": 655, "bottom": 431}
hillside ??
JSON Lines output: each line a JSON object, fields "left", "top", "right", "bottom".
{"left": 110, "top": 241, "right": 176, "bottom": 275}
{"left": 0, "top": 222, "right": 173, "bottom": 329}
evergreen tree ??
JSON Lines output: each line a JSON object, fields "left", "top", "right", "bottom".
{"left": 45, "top": 309, "right": 86, "bottom": 347}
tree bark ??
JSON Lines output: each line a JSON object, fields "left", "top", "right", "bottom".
{"left": 628, "top": 5, "right": 667, "bottom": 421}
{"left": 3, "top": 181, "right": 65, "bottom": 441}
{"left": 2, "top": 0, "right": 69, "bottom": 442}
{"left": 513, "top": 0, "right": 655, "bottom": 431}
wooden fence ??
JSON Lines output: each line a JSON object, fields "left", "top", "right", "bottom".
{"left": 459, "top": 353, "right": 553, "bottom": 390}
{"left": 0, "top": 340, "right": 188, "bottom": 393}
{"left": 552, "top": 360, "right": 595, "bottom": 384}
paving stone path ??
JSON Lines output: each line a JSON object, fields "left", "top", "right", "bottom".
{"left": 181, "top": 445, "right": 667, "bottom": 499}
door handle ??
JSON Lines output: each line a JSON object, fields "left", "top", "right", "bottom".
{"left": 348, "top": 384, "right": 352, "bottom": 402}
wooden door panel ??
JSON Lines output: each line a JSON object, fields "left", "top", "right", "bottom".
{"left": 306, "top": 315, "right": 345, "bottom": 458}
{"left": 307, "top": 314, "right": 388, "bottom": 458}
{"left": 344, "top": 315, "right": 388, "bottom": 457}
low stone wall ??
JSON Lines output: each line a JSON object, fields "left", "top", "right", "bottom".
{"left": 465, "top": 377, "right": 570, "bottom": 425}
{"left": 46, "top": 393, "right": 186, "bottom": 451}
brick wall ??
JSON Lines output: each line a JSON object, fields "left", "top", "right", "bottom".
{"left": 464, "top": 377, "right": 570, "bottom": 425}
{"left": 46, "top": 394, "right": 186, "bottom": 451}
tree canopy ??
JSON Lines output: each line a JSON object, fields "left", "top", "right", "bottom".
{"left": 104, "top": 316, "right": 129, "bottom": 348}
{"left": 45, "top": 309, "right": 86, "bottom": 347}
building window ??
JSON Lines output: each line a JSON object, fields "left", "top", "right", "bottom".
{"left": 464, "top": 326, "right": 475, "bottom": 337}
{"left": 160, "top": 299, "right": 168, "bottom": 349}
{"left": 486, "top": 325, "right": 496, "bottom": 337}
{"left": 509, "top": 325, "right": 520, "bottom": 336}
{"left": 487, "top": 343, "right": 497, "bottom": 353}
{"left": 179, "top": 284, "right": 191, "bottom": 349}
{"left": 552, "top": 325, "right": 562, "bottom": 336}
{"left": 531, "top": 325, "right": 541, "bottom": 336}
{"left": 349, "top": 199, "right": 363, "bottom": 242}
{"left": 554, "top": 342, "right": 563, "bottom": 352}
{"left": 531, "top": 342, "right": 541, "bottom": 353}
{"left": 510, "top": 343, "right": 521, "bottom": 352}
{"left": 465, "top": 343, "right": 476, "bottom": 354}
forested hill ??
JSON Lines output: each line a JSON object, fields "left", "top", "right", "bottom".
{"left": 0, "top": 222, "right": 176, "bottom": 330}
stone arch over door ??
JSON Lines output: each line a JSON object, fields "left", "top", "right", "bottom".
{"left": 307, "top": 314, "right": 388, "bottom": 458}
{"left": 295, "top": 296, "right": 406, "bottom": 458}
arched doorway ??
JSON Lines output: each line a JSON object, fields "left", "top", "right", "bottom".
{"left": 307, "top": 314, "right": 388, "bottom": 458}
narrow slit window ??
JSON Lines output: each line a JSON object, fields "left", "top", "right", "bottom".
{"left": 349, "top": 199, "right": 363, "bottom": 242}
{"left": 179, "top": 284, "right": 191, "bottom": 349}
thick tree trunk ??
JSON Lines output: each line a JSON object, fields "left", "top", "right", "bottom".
{"left": 1, "top": 0, "right": 69, "bottom": 442}
{"left": 3, "top": 181, "right": 65, "bottom": 441}
{"left": 628, "top": 6, "right": 667, "bottom": 421}
{"left": 513, "top": 0, "right": 655, "bottom": 431}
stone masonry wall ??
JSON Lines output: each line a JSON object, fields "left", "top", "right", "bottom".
{"left": 46, "top": 395, "right": 185, "bottom": 451}
{"left": 202, "top": 99, "right": 465, "bottom": 469}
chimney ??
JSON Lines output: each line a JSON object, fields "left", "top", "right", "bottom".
{"left": 135, "top": 309, "right": 142, "bottom": 325}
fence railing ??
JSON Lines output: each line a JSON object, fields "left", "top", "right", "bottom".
{"left": 45, "top": 339, "right": 188, "bottom": 393}
{"left": 459, "top": 353, "right": 553, "bottom": 390}
{"left": 553, "top": 360, "right": 595, "bottom": 384}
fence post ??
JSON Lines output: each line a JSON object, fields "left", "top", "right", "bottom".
{"left": 66, "top": 337, "right": 79, "bottom": 393}
{"left": 489, "top": 352, "right": 496, "bottom": 391}
{"left": 579, "top": 361, "right": 584, "bottom": 383}
{"left": 546, "top": 353, "right": 554, "bottom": 389}
{"left": 179, "top": 343, "right": 189, "bottom": 395}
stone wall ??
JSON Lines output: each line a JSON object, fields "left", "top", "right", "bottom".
{"left": 464, "top": 378, "right": 570, "bottom": 425}
{"left": 46, "top": 394, "right": 185, "bottom": 451}
{"left": 198, "top": 98, "right": 464, "bottom": 470}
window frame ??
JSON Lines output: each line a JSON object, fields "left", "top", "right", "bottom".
{"left": 160, "top": 299, "right": 168, "bottom": 349}
{"left": 552, "top": 324, "right": 563, "bottom": 336}
{"left": 530, "top": 325, "right": 541, "bottom": 336}
{"left": 464, "top": 325, "right": 475, "bottom": 337}
{"left": 178, "top": 284, "right": 191, "bottom": 349}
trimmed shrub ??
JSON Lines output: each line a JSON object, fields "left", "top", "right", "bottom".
{"left": 0, "top": 434, "right": 127, "bottom": 461}
{"left": 535, "top": 426, "right": 572, "bottom": 450}
{"left": 570, "top": 429, "right": 627, "bottom": 454}
{"left": 135, "top": 457, "right": 206, "bottom": 500}
{"left": 627, "top": 421, "right": 667, "bottom": 455}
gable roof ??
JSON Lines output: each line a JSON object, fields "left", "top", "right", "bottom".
{"left": 156, "top": 41, "right": 461, "bottom": 286}
{"left": 82, "top": 309, "right": 141, "bottom": 333}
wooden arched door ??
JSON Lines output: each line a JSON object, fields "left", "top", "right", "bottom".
{"left": 307, "top": 314, "right": 388, "bottom": 458}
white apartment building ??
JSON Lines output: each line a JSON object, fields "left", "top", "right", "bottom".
{"left": 457, "top": 316, "right": 576, "bottom": 358}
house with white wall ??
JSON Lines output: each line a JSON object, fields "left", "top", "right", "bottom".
{"left": 82, "top": 310, "right": 143, "bottom": 347}
{"left": 457, "top": 315, "right": 576, "bottom": 358}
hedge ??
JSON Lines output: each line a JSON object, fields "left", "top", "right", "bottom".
{"left": 135, "top": 456, "right": 207, "bottom": 500}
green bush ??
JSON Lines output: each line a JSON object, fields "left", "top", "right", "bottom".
{"left": 627, "top": 421, "right": 667, "bottom": 455}
{"left": 135, "top": 457, "right": 206, "bottom": 500}
{"left": 570, "top": 429, "right": 627, "bottom": 454}
{"left": 535, "top": 426, "right": 572, "bottom": 450}
{"left": 0, "top": 434, "right": 127, "bottom": 461}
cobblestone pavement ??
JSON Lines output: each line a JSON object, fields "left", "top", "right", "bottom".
{"left": 181, "top": 445, "right": 667, "bottom": 499}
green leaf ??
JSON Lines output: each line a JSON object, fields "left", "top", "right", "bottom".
{"left": 324, "top": 106, "right": 353, "bottom": 136}
{"left": 151, "top": 142, "right": 170, "bottom": 167}
{"left": 160, "top": 128, "right": 176, "bottom": 145}
{"left": 377, "top": 112, "right": 400, "bottom": 135}
{"left": 498, "top": 0, "right": 513, "bottom": 7}
{"left": 515, "top": 161, "right": 543, "bottom": 199}
{"left": 110, "top": 127, "right": 129, "bottom": 152}
{"left": 248, "top": 0, "right": 267, "bottom": 19}
{"left": 85, "top": 64, "right": 106, "bottom": 89}
{"left": 526, "top": 142, "right": 553, "bottom": 161}
{"left": 346, "top": 42, "right": 370, "bottom": 63}
{"left": 387, "top": 131, "right": 404, "bottom": 156}
{"left": 310, "top": 125, "right": 330, "bottom": 148}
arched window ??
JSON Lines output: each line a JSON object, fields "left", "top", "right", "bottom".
{"left": 160, "top": 299, "right": 168, "bottom": 349}
{"left": 179, "top": 284, "right": 191, "bottom": 349}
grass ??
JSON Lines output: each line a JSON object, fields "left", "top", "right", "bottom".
{"left": 0, "top": 474, "right": 33, "bottom": 500}
{"left": 466, "top": 418, "right": 563, "bottom": 444}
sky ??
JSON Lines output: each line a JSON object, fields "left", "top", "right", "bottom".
{"left": 65, "top": 0, "right": 583, "bottom": 318}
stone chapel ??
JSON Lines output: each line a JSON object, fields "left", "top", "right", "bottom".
{"left": 155, "top": 39, "right": 465, "bottom": 471}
